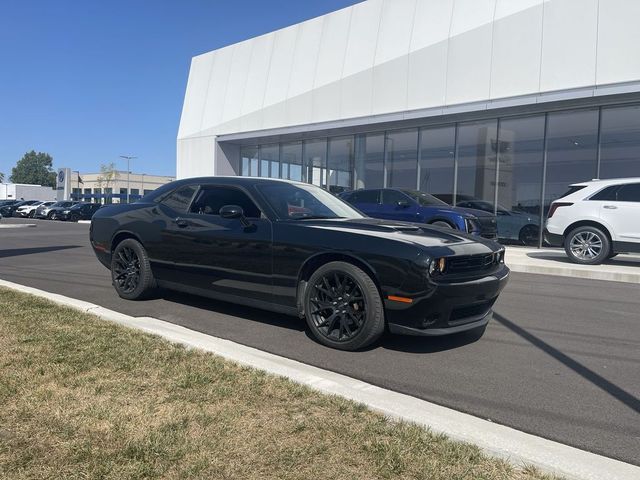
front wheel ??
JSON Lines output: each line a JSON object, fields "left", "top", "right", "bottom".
{"left": 48, "top": 211, "right": 57, "bottom": 220}
{"left": 564, "top": 226, "right": 611, "bottom": 265}
{"left": 29, "top": 210, "right": 36, "bottom": 218}
{"left": 111, "top": 238, "right": 157, "bottom": 300}
{"left": 70, "top": 213, "right": 80, "bottom": 222}
{"left": 304, "top": 261, "right": 384, "bottom": 351}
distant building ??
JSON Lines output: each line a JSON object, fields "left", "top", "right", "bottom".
{"left": 0, "top": 183, "right": 56, "bottom": 201}
{"left": 70, "top": 171, "right": 175, "bottom": 203}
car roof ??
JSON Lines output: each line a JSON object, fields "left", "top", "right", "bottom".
{"left": 570, "top": 177, "right": 640, "bottom": 187}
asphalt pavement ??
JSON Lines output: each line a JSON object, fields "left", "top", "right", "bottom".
{"left": 1, "top": 218, "right": 639, "bottom": 465}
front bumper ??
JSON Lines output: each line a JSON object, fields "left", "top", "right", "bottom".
{"left": 385, "top": 265, "right": 509, "bottom": 336}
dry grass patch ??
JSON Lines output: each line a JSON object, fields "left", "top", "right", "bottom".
{"left": 0, "top": 287, "right": 561, "bottom": 480}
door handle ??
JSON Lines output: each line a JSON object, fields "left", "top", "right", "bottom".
{"left": 174, "top": 217, "right": 189, "bottom": 228}
{"left": 603, "top": 205, "right": 618, "bottom": 209}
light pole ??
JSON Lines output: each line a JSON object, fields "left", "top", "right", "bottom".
{"left": 119, "top": 155, "right": 137, "bottom": 203}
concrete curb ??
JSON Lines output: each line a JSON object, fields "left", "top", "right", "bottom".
{"left": 0, "top": 278, "right": 638, "bottom": 480}
{"left": 77, "top": 220, "right": 91, "bottom": 224}
{"left": 0, "top": 223, "right": 37, "bottom": 228}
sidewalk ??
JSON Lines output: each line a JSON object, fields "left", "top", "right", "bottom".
{"left": 505, "top": 247, "right": 640, "bottom": 284}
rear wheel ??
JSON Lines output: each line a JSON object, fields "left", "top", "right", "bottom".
{"left": 70, "top": 213, "right": 80, "bottom": 222}
{"left": 518, "top": 224, "right": 539, "bottom": 246}
{"left": 29, "top": 210, "right": 36, "bottom": 218}
{"left": 304, "top": 261, "right": 384, "bottom": 351}
{"left": 111, "top": 238, "right": 156, "bottom": 300}
{"left": 48, "top": 211, "right": 57, "bottom": 220}
{"left": 564, "top": 226, "right": 611, "bottom": 265}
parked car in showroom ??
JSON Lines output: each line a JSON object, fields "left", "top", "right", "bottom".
{"left": 0, "top": 200, "right": 40, "bottom": 218}
{"left": 15, "top": 200, "right": 55, "bottom": 218}
{"left": 340, "top": 188, "right": 498, "bottom": 240}
{"left": 545, "top": 178, "right": 640, "bottom": 264}
{"left": 34, "top": 200, "right": 77, "bottom": 220}
{"left": 57, "top": 202, "right": 103, "bottom": 222}
{"left": 434, "top": 194, "right": 540, "bottom": 246}
{"left": 91, "top": 177, "right": 509, "bottom": 351}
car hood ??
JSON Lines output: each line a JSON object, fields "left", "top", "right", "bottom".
{"left": 291, "top": 217, "right": 499, "bottom": 254}
{"left": 449, "top": 206, "right": 495, "bottom": 218}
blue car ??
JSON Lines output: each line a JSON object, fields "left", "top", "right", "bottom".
{"left": 340, "top": 188, "right": 498, "bottom": 240}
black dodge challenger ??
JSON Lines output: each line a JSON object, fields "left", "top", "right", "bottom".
{"left": 90, "top": 177, "right": 509, "bottom": 350}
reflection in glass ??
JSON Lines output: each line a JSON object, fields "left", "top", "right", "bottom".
{"left": 386, "top": 129, "right": 418, "bottom": 189}
{"left": 354, "top": 133, "right": 384, "bottom": 189}
{"left": 544, "top": 110, "right": 598, "bottom": 217}
{"left": 419, "top": 125, "right": 455, "bottom": 195}
{"left": 600, "top": 105, "right": 640, "bottom": 179}
{"left": 328, "top": 136, "right": 354, "bottom": 193}
{"left": 240, "top": 146, "right": 259, "bottom": 177}
{"left": 303, "top": 139, "right": 327, "bottom": 188}
{"left": 495, "top": 115, "right": 545, "bottom": 245}
{"left": 281, "top": 142, "right": 303, "bottom": 181}
{"left": 260, "top": 144, "right": 279, "bottom": 178}
{"left": 455, "top": 120, "right": 498, "bottom": 204}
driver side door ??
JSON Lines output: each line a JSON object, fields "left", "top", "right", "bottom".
{"left": 161, "top": 184, "right": 274, "bottom": 304}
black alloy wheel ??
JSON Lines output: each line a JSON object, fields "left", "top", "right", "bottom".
{"left": 111, "top": 238, "right": 156, "bottom": 300}
{"left": 519, "top": 224, "right": 539, "bottom": 246}
{"left": 70, "top": 213, "right": 80, "bottom": 222}
{"left": 305, "top": 261, "right": 384, "bottom": 351}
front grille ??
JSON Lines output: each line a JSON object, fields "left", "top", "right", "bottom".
{"left": 449, "top": 301, "right": 493, "bottom": 325}
{"left": 446, "top": 253, "right": 496, "bottom": 275}
{"left": 478, "top": 217, "right": 497, "bottom": 238}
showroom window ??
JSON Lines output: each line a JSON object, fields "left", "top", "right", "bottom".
{"left": 419, "top": 125, "right": 455, "bottom": 196}
{"left": 260, "top": 144, "right": 279, "bottom": 178}
{"left": 327, "top": 136, "right": 354, "bottom": 193}
{"left": 544, "top": 109, "right": 598, "bottom": 217}
{"left": 386, "top": 129, "right": 418, "bottom": 189}
{"left": 303, "top": 139, "right": 327, "bottom": 188}
{"left": 354, "top": 133, "right": 385, "bottom": 190}
{"left": 599, "top": 105, "right": 640, "bottom": 179}
{"left": 281, "top": 142, "right": 303, "bottom": 181}
{"left": 240, "top": 146, "right": 259, "bottom": 177}
{"left": 455, "top": 120, "right": 498, "bottom": 205}
{"left": 495, "top": 115, "right": 545, "bottom": 245}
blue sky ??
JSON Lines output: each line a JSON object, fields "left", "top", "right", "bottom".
{"left": 0, "top": 0, "right": 361, "bottom": 178}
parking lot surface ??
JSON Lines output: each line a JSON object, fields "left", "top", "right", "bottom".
{"left": 1, "top": 218, "right": 639, "bottom": 464}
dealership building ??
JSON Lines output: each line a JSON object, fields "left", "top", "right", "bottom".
{"left": 177, "top": 0, "right": 640, "bottom": 244}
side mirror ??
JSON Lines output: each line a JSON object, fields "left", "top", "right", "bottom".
{"left": 219, "top": 204, "right": 251, "bottom": 227}
{"left": 396, "top": 200, "right": 410, "bottom": 209}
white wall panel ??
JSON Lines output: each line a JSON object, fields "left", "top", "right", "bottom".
{"left": 407, "top": 0, "right": 454, "bottom": 110}
{"left": 221, "top": 41, "right": 253, "bottom": 133}
{"left": 597, "top": 0, "right": 640, "bottom": 85}
{"left": 490, "top": 0, "right": 543, "bottom": 99}
{"left": 371, "top": 0, "right": 417, "bottom": 115}
{"left": 340, "top": 0, "right": 383, "bottom": 119}
{"left": 540, "top": 0, "right": 598, "bottom": 92}
{"left": 285, "top": 17, "right": 324, "bottom": 126}
{"left": 240, "top": 33, "right": 274, "bottom": 132}
{"left": 200, "top": 46, "right": 234, "bottom": 136}
{"left": 262, "top": 26, "right": 298, "bottom": 129}
{"left": 177, "top": 52, "right": 215, "bottom": 138}
{"left": 446, "top": 0, "right": 496, "bottom": 105}
{"left": 312, "top": 8, "right": 352, "bottom": 122}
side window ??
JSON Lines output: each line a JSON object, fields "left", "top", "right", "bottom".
{"left": 590, "top": 186, "right": 619, "bottom": 201}
{"left": 381, "top": 190, "right": 409, "bottom": 206}
{"left": 350, "top": 190, "right": 379, "bottom": 204}
{"left": 190, "top": 186, "right": 261, "bottom": 218}
{"left": 616, "top": 183, "right": 640, "bottom": 202}
{"left": 161, "top": 185, "right": 197, "bottom": 212}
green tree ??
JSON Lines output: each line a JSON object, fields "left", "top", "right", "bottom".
{"left": 10, "top": 151, "right": 56, "bottom": 187}
{"left": 96, "top": 162, "right": 119, "bottom": 190}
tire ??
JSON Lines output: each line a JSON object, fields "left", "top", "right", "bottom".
{"left": 564, "top": 225, "right": 611, "bottom": 265}
{"left": 431, "top": 220, "right": 454, "bottom": 229}
{"left": 70, "top": 213, "right": 80, "bottom": 222}
{"left": 304, "top": 261, "right": 384, "bottom": 351}
{"left": 29, "top": 210, "right": 36, "bottom": 218}
{"left": 47, "top": 211, "right": 56, "bottom": 220}
{"left": 608, "top": 252, "right": 618, "bottom": 259}
{"left": 518, "top": 224, "right": 539, "bottom": 246}
{"left": 111, "top": 238, "right": 157, "bottom": 300}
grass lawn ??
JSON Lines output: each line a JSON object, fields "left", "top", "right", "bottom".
{"left": 0, "top": 287, "right": 561, "bottom": 480}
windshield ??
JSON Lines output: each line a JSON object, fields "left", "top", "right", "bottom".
{"left": 257, "top": 183, "right": 364, "bottom": 220}
{"left": 403, "top": 190, "right": 448, "bottom": 206}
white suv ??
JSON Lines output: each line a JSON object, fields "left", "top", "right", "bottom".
{"left": 545, "top": 178, "right": 640, "bottom": 265}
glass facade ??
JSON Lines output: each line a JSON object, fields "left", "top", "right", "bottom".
{"left": 235, "top": 102, "right": 640, "bottom": 246}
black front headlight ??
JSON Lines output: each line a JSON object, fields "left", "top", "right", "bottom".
{"left": 494, "top": 249, "right": 505, "bottom": 264}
